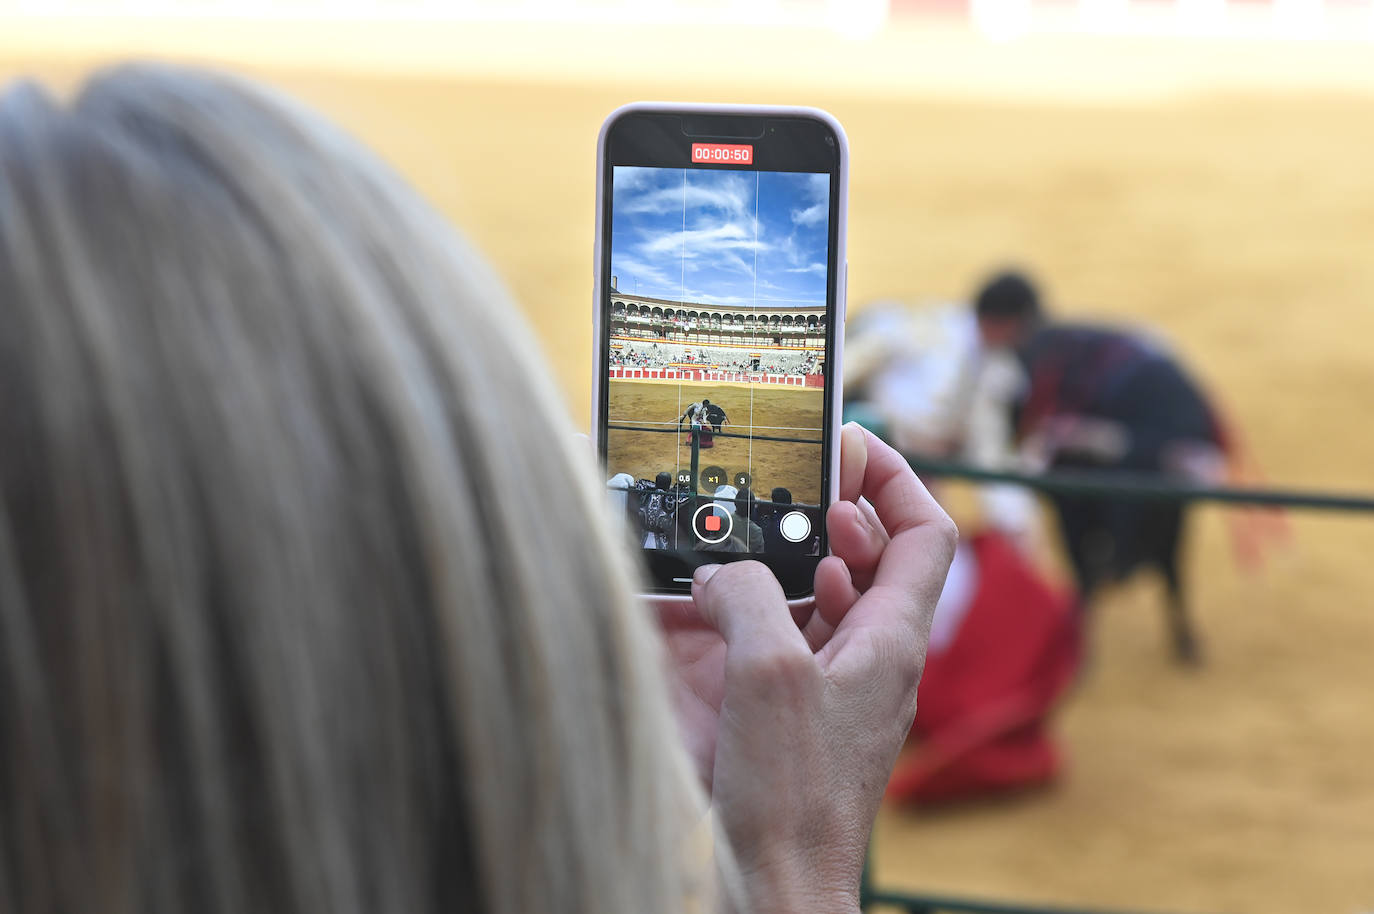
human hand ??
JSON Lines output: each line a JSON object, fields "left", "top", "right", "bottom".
{"left": 657, "top": 423, "right": 957, "bottom": 913}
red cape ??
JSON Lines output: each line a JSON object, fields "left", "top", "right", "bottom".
{"left": 888, "top": 531, "right": 1082, "bottom": 805}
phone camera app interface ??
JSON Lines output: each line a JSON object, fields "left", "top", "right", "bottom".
{"left": 605, "top": 164, "right": 830, "bottom": 557}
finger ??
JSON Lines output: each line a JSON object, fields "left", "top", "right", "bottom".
{"left": 670, "top": 679, "right": 719, "bottom": 790}
{"left": 838, "top": 421, "right": 868, "bottom": 504}
{"left": 857, "top": 495, "right": 884, "bottom": 533}
{"left": 691, "top": 562, "right": 812, "bottom": 661}
{"left": 857, "top": 427, "right": 953, "bottom": 546}
{"left": 652, "top": 594, "right": 710, "bottom": 632}
{"left": 825, "top": 497, "right": 889, "bottom": 590}
{"left": 811, "top": 555, "right": 860, "bottom": 641}
{"left": 825, "top": 431, "right": 958, "bottom": 648}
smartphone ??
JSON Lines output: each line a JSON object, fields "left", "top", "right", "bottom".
{"left": 592, "top": 103, "right": 847, "bottom": 600}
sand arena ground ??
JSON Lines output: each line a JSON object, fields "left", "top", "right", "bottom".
{"left": 607, "top": 379, "right": 826, "bottom": 507}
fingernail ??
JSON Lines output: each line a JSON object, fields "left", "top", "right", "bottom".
{"left": 693, "top": 564, "right": 722, "bottom": 585}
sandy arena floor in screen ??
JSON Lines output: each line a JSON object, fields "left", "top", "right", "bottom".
{"left": 606, "top": 379, "right": 825, "bottom": 506}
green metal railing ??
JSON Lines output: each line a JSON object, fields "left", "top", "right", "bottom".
{"left": 861, "top": 885, "right": 1183, "bottom": 914}
{"left": 606, "top": 422, "right": 822, "bottom": 511}
{"left": 905, "top": 455, "right": 1374, "bottom": 512}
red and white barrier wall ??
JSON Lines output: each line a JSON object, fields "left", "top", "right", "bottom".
{"left": 609, "top": 367, "right": 824, "bottom": 388}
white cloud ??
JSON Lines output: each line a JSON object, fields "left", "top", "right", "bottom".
{"left": 619, "top": 173, "right": 753, "bottom": 221}
{"left": 805, "top": 172, "right": 830, "bottom": 202}
{"left": 641, "top": 222, "right": 769, "bottom": 257}
{"left": 684, "top": 291, "right": 752, "bottom": 307}
{"left": 785, "top": 262, "right": 827, "bottom": 275}
{"left": 790, "top": 202, "right": 826, "bottom": 228}
{"left": 611, "top": 255, "right": 672, "bottom": 289}
{"left": 613, "top": 166, "right": 659, "bottom": 194}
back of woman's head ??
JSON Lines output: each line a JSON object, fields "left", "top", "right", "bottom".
{"left": 0, "top": 65, "right": 701, "bottom": 914}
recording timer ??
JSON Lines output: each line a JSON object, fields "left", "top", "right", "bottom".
{"left": 691, "top": 142, "right": 753, "bottom": 165}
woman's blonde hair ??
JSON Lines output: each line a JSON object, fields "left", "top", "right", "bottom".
{"left": 0, "top": 64, "right": 703, "bottom": 914}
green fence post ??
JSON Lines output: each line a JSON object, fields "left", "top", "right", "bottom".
{"left": 691, "top": 425, "right": 701, "bottom": 495}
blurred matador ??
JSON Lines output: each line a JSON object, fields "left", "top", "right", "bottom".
{"left": 974, "top": 269, "right": 1287, "bottom": 661}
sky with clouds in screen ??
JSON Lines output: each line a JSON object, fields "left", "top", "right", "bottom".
{"left": 611, "top": 166, "right": 830, "bottom": 308}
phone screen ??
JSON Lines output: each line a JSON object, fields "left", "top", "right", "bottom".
{"left": 597, "top": 111, "right": 843, "bottom": 597}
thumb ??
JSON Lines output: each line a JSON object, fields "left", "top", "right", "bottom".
{"left": 691, "top": 562, "right": 812, "bottom": 661}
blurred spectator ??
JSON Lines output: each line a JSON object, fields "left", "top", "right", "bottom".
{"left": 761, "top": 487, "right": 811, "bottom": 555}
{"left": 607, "top": 472, "right": 639, "bottom": 534}
{"left": 607, "top": 470, "right": 683, "bottom": 549}
{"left": 732, "top": 488, "right": 767, "bottom": 553}
{"left": 636, "top": 471, "right": 678, "bottom": 549}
